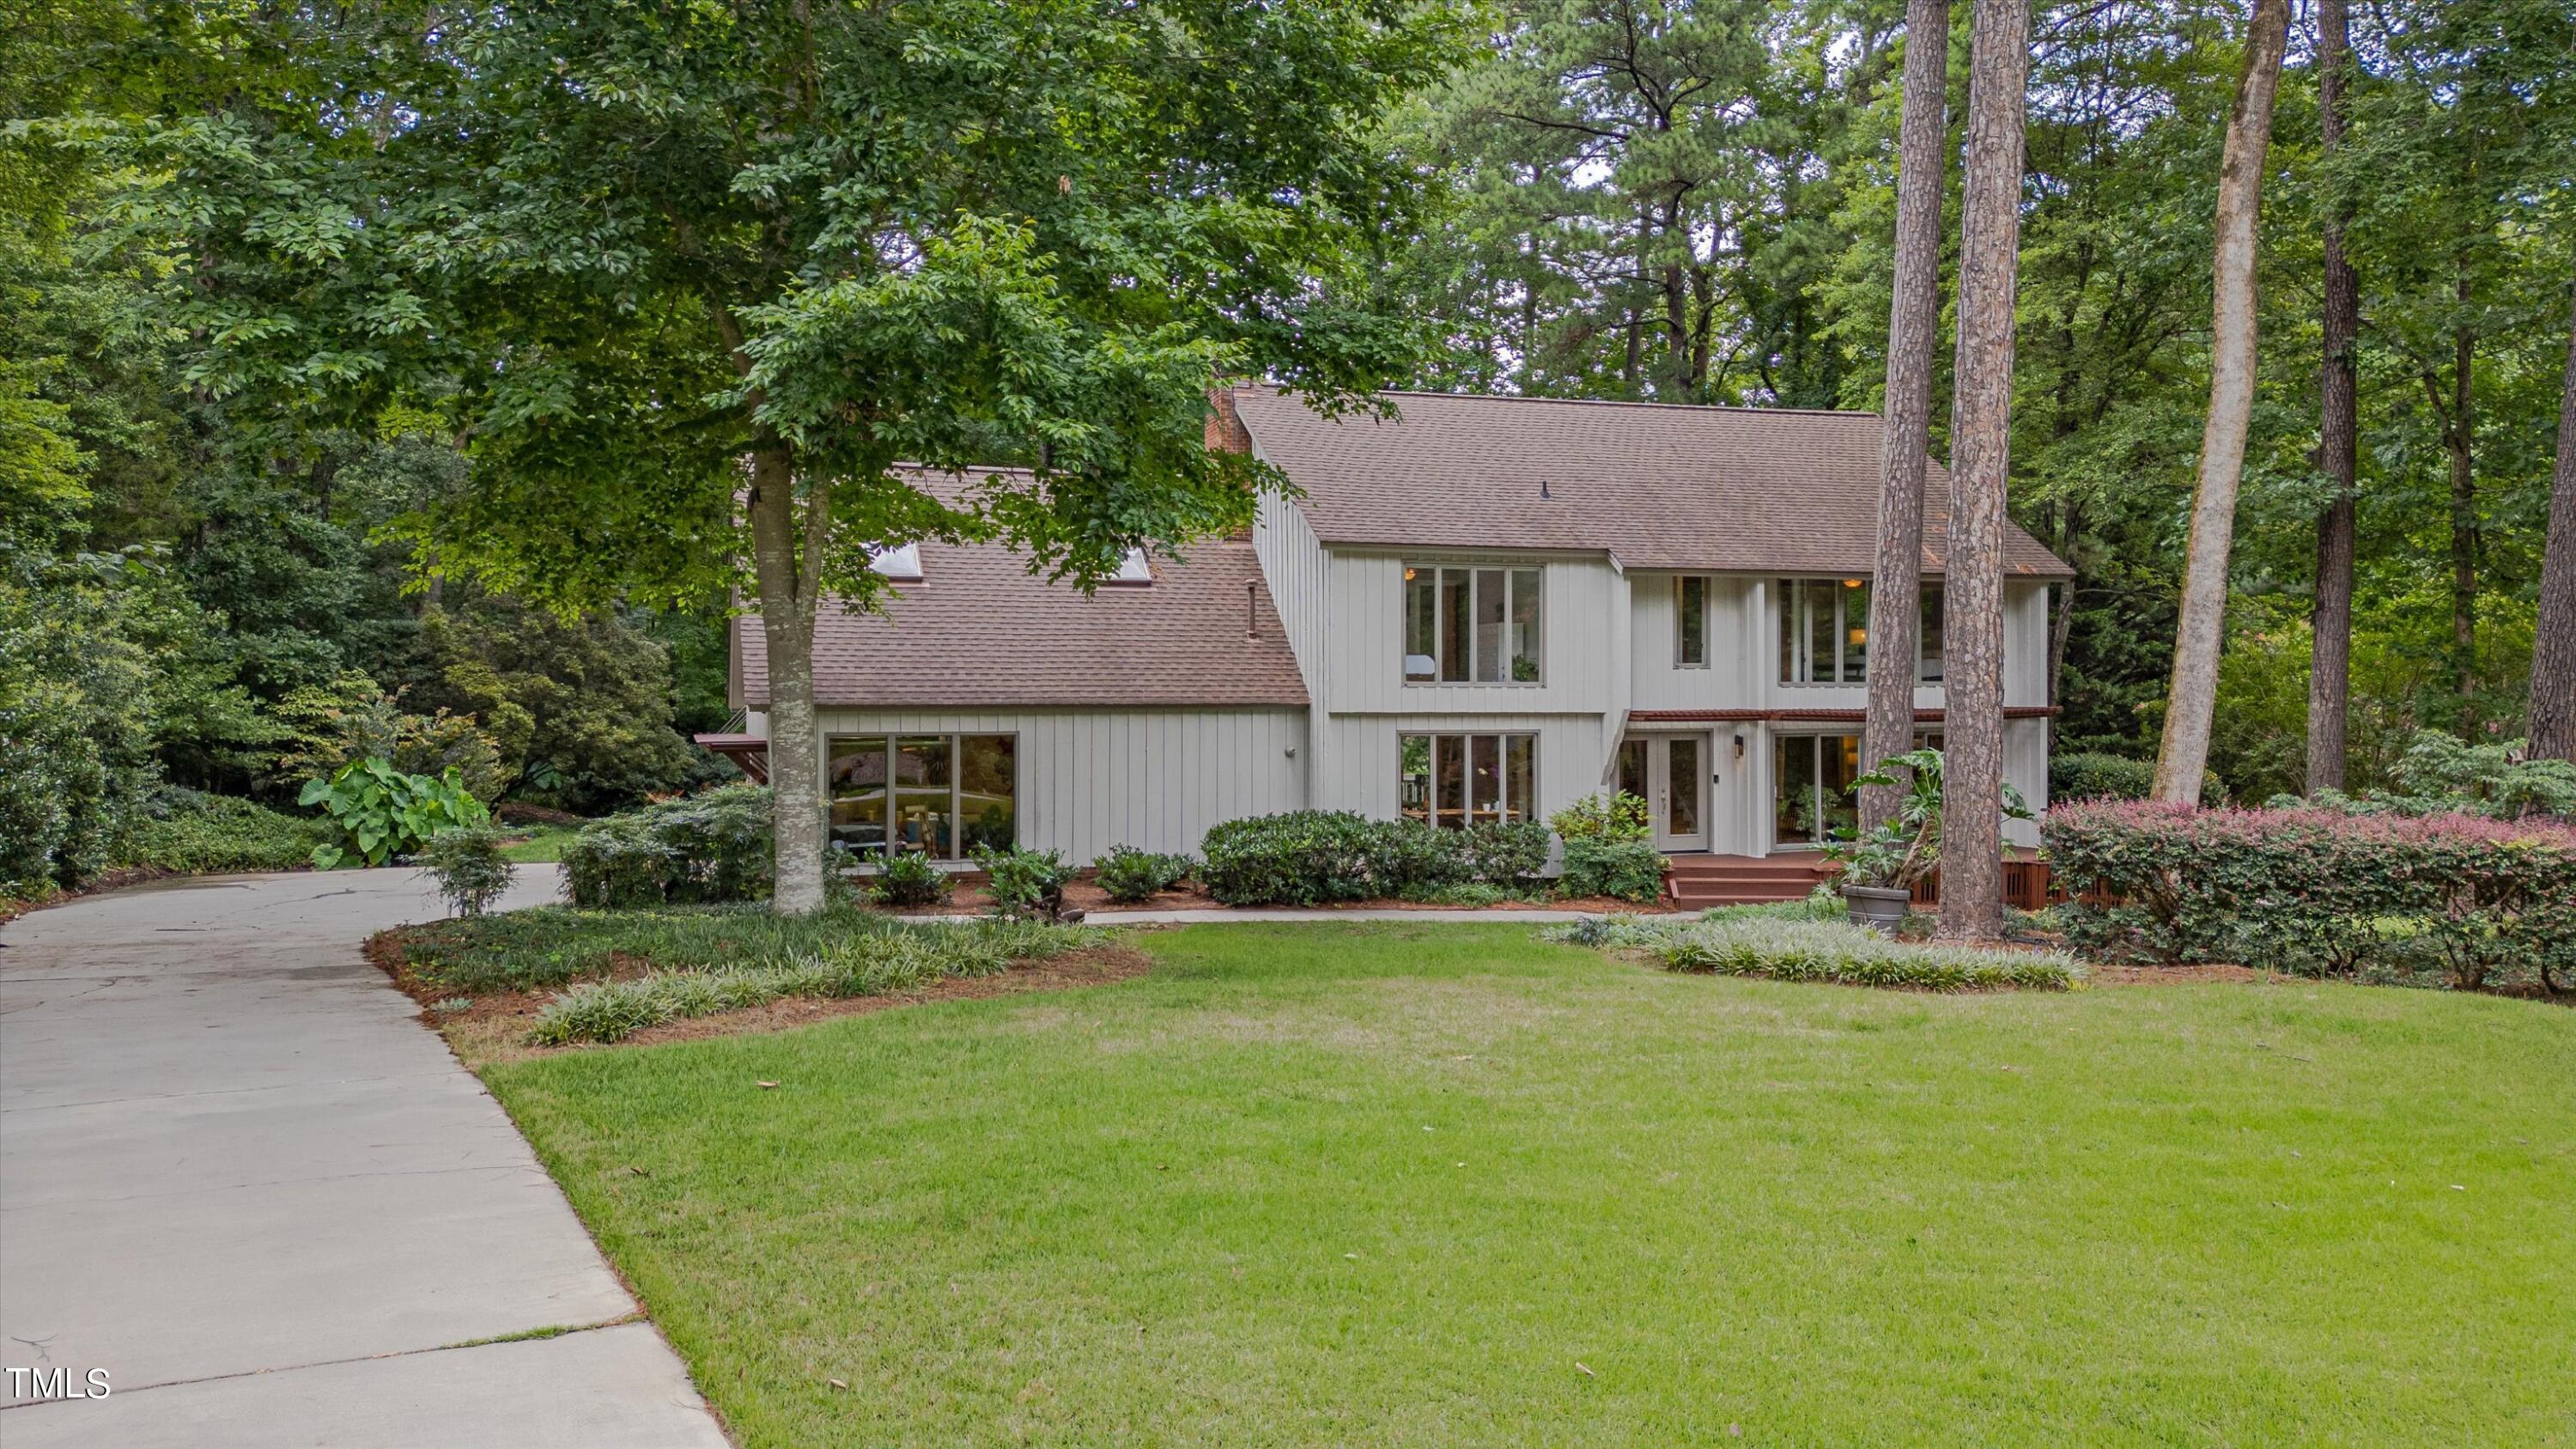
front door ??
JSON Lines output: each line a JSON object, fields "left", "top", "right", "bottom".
{"left": 1617, "top": 734, "right": 1710, "bottom": 852}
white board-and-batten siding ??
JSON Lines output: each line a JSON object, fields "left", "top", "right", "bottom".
{"left": 810, "top": 709, "right": 1307, "bottom": 861}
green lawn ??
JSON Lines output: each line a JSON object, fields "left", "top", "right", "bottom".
{"left": 482, "top": 923, "right": 2574, "bottom": 1446}
{"left": 499, "top": 824, "right": 584, "bottom": 863}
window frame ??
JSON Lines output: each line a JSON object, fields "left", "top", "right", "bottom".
{"left": 1397, "top": 732, "right": 1539, "bottom": 827}
{"left": 825, "top": 731, "right": 1017, "bottom": 861}
{"left": 1401, "top": 563, "right": 1543, "bottom": 685}
{"left": 1777, "top": 578, "right": 1947, "bottom": 685}
{"left": 1674, "top": 575, "right": 1710, "bottom": 668}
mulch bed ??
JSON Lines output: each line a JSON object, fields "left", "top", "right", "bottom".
{"left": 2085, "top": 961, "right": 2271, "bottom": 987}
{"left": 878, "top": 877, "right": 1676, "bottom": 916}
{"left": 366, "top": 924, "right": 1157, "bottom": 1062}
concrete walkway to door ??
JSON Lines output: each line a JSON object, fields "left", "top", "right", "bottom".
{"left": 0, "top": 868, "right": 730, "bottom": 1448}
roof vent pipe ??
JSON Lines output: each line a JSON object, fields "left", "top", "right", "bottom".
{"left": 1246, "top": 581, "right": 1260, "bottom": 639}
{"left": 1540, "top": 478, "right": 1552, "bottom": 499}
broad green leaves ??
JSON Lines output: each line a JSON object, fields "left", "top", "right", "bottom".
{"left": 299, "top": 757, "right": 489, "bottom": 869}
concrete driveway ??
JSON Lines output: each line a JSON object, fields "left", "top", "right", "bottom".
{"left": 0, "top": 868, "right": 731, "bottom": 1447}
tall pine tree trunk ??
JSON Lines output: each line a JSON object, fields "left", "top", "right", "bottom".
{"left": 1861, "top": 0, "right": 1950, "bottom": 834}
{"left": 2307, "top": 0, "right": 2359, "bottom": 794}
{"left": 2153, "top": 0, "right": 2290, "bottom": 804}
{"left": 1934, "top": 0, "right": 2032, "bottom": 944}
{"left": 748, "top": 447, "right": 834, "bottom": 915}
{"left": 2447, "top": 289, "right": 2478, "bottom": 708}
{"left": 2531, "top": 284, "right": 2576, "bottom": 762}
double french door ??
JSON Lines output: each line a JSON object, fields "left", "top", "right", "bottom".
{"left": 1615, "top": 734, "right": 1709, "bottom": 852}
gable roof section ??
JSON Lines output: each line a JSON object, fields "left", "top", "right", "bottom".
{"left": 1233, "top": 387, "right": 2073, "bottom": 579}
{"left": 733, "top": 534, "right": 1307, "bottom": 710}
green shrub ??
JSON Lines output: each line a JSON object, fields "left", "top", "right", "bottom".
{"left": 2043, "top": 801, "right": 2576, "bottom": 990}
{"left": 1365, "top": 818, "right": 1472, "bottom": 895}
{"left": 2274, "top": 731, "right": 2576, "bottom": 820}
{"left": 874, "top": 850, "right": 951, "bottom": 908}
{"left": 1651, "top": 917, "right": 2078, "bottom": 990}
{"left": 119, "top": 788, "right": 330, "bottom": 874}
{"left": 562, "top": 784, "right": 772, "bottom": 908}
{"left": 299, "top": 758, "right": 491, "bottom": 868}
{"left": 416, "top": 826, "right": 518, "bottom": 916}
{"left": 974, "top": 844, "right": 1069, "bottom": 917}
{"left": 523, "top": 920, "right": 1103, "bottom": 1044}
{"left": 2051, "top": 751, "right": 2225, "bottom": 807}
{"left": 1461, "top": 820, "right": 1552, "bottom": 883}
{"left": 1092, "top": 845, "right": 1193, "bottom": 903}
{"left": 1551, "top": 790, "right": 1650, "bottom": 843}
{"left": 1558, "top": 837, "right": 1666, "bottom": 903}
{"left": 1200, "top": 811, "right": 1381, "bottom": 905}
{"left": 1199, "top": 812, "right": 1553, "bottom": 906}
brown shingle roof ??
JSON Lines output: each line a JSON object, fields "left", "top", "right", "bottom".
{"left": 733, "top": 535, "right": 1307, "bottom": 710}
{"left": 1234, "top": 387, "right": 2074, "bottom": 579}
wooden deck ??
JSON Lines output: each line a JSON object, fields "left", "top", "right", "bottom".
{"left": 1662, "top": 850, "right": 2057, "bottom": 911}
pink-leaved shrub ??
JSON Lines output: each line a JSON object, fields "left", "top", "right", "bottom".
{"left": 2042, "top": 801, "right": 2576, "bottom": 990}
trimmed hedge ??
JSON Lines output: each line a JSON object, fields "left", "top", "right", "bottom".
{"left": 2051, "top": 751, "right": 2226, "bottom": 806}
{"left": 1198, "top": 811, "right": 1553, "bottom": 906}
{"left": 562, "top": 784, "right": 772, "bottom": 908}
{"left": 2044, "top": 801, "right": 2576, "bottom": 990}
{"left": 1558, "top": 837, "right": 1667, "bottom": 903}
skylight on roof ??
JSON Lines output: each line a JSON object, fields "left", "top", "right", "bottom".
{"left": 868, "top": 543, "right": 922, "bottom": 581}
{"left": 1109, "top": 547, "right": 1153, "bottom": 585}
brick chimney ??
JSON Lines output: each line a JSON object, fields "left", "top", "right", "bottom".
{"left": 1205, "top": 383, "right": 1250, "bottom": 454}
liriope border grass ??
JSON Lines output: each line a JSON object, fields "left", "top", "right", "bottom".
{"left": 1546, "top": 904, "right": 2080, "bottom": 990}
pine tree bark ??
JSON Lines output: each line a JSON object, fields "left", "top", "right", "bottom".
{"left": 1933, "top": 0, "right": 2032, "bottom": 944}
{"left": 1860, "top": 0, "right": 1950, "bottom": 835}
{"left": 2447, "top": 288, "right": 2478, "bottom": 707}
{"left": 748, "top": 447, "right": 834, "bottom": 915}
{"left": 2530, "top": 283, "right": 2576, "bottom": 761}
{"left": 2306, "top": 0, "right": 2359, "bottom": 794}
{"left": 2153, "top": 0, "right": 2290, "bottom": 804}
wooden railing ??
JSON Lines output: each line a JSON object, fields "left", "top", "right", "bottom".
{"left": 1905, "top": 858, "right": 2058, "bottom": 911}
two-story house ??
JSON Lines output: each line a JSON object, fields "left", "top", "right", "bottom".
{"left": 716, "top": 386, "right": 2071, "bottom": 879}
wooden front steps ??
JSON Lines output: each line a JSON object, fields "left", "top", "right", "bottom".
{"left": 1663, "top": 853, "right": 1836, "bottom": 909}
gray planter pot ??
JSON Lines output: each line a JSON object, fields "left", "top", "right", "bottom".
{"left": 1842, "top": 883, "right": 1912, "bottom": 929}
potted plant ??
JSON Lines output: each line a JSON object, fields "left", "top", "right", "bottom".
{"left": 1823, "top": 748, "right": 2031, "bottom": 928}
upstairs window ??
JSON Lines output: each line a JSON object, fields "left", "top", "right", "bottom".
{"left": 1108, "top": 547, "right": 1154, "bottom": 585}
{"left": 1779, "top": 579, "right": 1946, "bottom": 684}
{"left": 1404, "top": 564, "right": 1541, "bottom": 684}
{"left": 868, "top": 543, "right": 923, "bottom": 581}
{"left": 1675, "top": 575, "right": 1710, "bottom": 667}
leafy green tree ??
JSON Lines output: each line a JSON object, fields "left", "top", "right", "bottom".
{"left": 410, "top": 597, "right": 696, "bottom": 813}
{"left": 109, "top": 0, "right": 1460, "bottom": 911}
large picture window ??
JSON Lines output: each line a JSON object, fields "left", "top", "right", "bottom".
{"left": 1778, "top": 579, "right": 1946, "bottom": 685}
{"left": 1403, "top": 565, "right": 1541, "bottom": 684}
{"left": 828, "top": 733, "right": 1015, "bottom": 859}
{"left": 1399, "top": 734, "right": 1537, "bottom": 827}
{"left": 1774, "top": 733, "right": 1861, "bottom": 846}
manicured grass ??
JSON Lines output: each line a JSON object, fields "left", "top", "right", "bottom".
{"left": 500, "top": 824, "right": 584, "bottom": 863}
{"left": 481, "top": 923, "right": 2575, "bottom": 1446}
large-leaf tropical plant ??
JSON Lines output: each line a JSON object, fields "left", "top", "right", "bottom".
{"left": 299, "top": 758, "right": 489, "bottom": 870}
{"left": 1826, "top": 748, "right": 2032, "bottom": 891}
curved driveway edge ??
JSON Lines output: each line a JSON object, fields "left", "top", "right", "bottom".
{"left": 0, "top": 868, "right": 729, "bottom": 1447}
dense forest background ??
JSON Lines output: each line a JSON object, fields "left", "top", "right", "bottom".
{"left": 3, "top": 0, "right": 2570, "bottom": 892}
